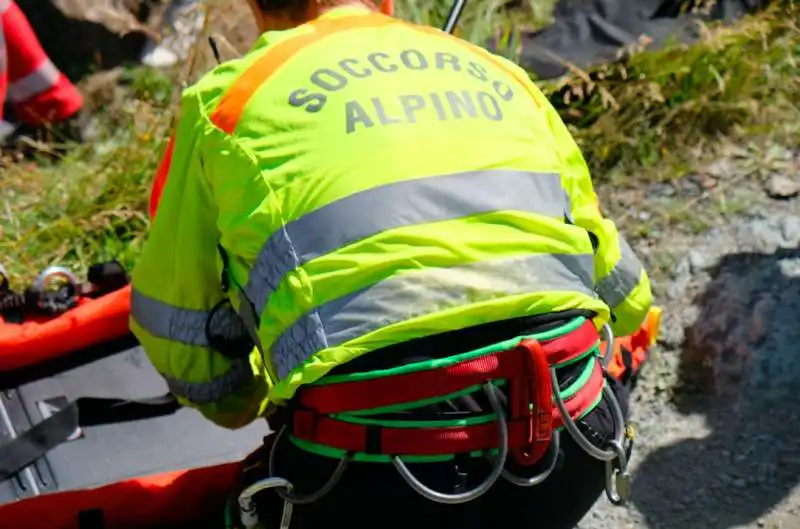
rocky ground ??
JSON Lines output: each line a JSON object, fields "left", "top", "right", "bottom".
{"left": 579, "top": 144, "right": 800, "bottom": 529}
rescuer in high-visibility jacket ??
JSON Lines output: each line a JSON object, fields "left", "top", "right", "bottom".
{"left": 130, "top": 0, "right": 652, "bottom": 526}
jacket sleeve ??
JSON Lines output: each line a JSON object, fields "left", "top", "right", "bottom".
{"left": 544, "top": 100, "right": 653, "bottom": 336}
{"left": 129, "top": 90, "right": 271, "bottom": 429}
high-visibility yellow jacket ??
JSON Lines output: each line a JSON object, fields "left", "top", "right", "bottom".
{"left": 130, "top": 5, "right": 652, "bottom": 429}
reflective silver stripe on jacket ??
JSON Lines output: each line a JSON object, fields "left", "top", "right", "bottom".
{"left": 269, "top": 252, "right": 596, "bottom": 379}
{"left": 242, "top": 170, "right": 570, "bottom": 317}
{"left": 131, "top": 289, "right": 254, "bottom": 404}
{"left": 594, "top": 234, "right": 643, "bottom": 309}
{"left": 162, "top": 357, "right": 252, "bottom": 405}
{"left": 7, "top": 59, "right": 61, "bottom": 103}
{"left": 131, "top": 288, "right": 246, "bottom": 346}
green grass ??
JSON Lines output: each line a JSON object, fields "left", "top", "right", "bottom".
{"left": 552, "top": 4, "right": 800, "bottom": 183}
{"left": 1, "top": 1, "right": 798, "bottom": 286}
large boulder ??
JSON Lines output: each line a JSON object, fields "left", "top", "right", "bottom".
{"left": 14, "top": 0, "right": 153, "bottom": 81}
{"left": 13, "top": 0, "right": 257, "bottom": 82}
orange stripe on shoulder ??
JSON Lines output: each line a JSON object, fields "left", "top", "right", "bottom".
{"left": 211, "top": 13, "right": 395, "bottom": 134}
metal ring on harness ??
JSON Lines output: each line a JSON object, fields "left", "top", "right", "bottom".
{"left": 391, "top": 382, "right": 508, "bottom": 505}
{"left": 456, "top": 391, "right": 561, "bottom": 488}
{"left": 268, "top": 424, "right": 353, "bottom": 505}
{"left": 601, "top": 323, "right": 615, "bottom": 369}
{"left": 549, "top": 368, "right": 625, "bottom": 462}
{"left": 499, "top": 430, "right": 561, "bottom": 487}
{"left": 237, "top": 476, "right": 295, "bottom": 529}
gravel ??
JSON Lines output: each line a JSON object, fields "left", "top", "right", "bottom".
{"left": 577, "top": 151, "right": 800, "bottom": 529}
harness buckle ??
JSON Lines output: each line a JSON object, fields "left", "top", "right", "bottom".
{"left": 512, "top": 339, "right": 554, "bottom": 467}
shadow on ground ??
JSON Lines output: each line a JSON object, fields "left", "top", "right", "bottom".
{"left": 632, "top": 249, "right": 800, "bottom": 529}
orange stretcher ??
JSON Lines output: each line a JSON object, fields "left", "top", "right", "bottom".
{"left": 0, "top": 262, "right": 133, "bottom": 376}
{"left": 0, "top": 286, "right": 132, "bottom": 374}
{"left": 0, "top": 462, "right": 241, "bottom": 529}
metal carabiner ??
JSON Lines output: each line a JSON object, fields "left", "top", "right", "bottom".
{"left": 461, "top": 387, "right": 560, "bottom": 488}
{"left": 392, "top": 382, "right": 509, "bottom": 504}
{"left": 600, "top": 323, "right": 615, "bottom": 370}
{"left": 237, "top": 476, "right": 295, "bottom": 529}
{"left": 604, "top": 439, "right": 632, "bottom": 506}
{"left": 268, "top": 425, "right": 352, "bottom": 505}
{"left": 550, "top": 366, "right": 626, "bottom": 462}
{"left": 499, "top": 430, "right": 561, "bottom": 487}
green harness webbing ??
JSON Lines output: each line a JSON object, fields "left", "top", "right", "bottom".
{"left": 287, "top": 316, "right": 603, "bottom": 463}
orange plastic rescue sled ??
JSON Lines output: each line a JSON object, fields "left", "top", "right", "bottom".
{"left": 0, "top": 285, "right": 132, "bottom": 374}
{"left": 0, "top": 462, "right": 241, "bottom": 529}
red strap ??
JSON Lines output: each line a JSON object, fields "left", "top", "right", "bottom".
{"left": 301, "top": 353, "right": 517, "bottom": 415}
{"left": 299, "top": 320, "right": 599, "bottom": 415}
{"left": 149, "top": 133, "right": 177, "bottom": 220}
{"left": 539, "top": 320, "right": 600, "bottom": 364}
{"left": 511, "top": 339, "right": 553, "bottom": 466}
{"left": 291, "top": 362, "right": 605, "bottom": 456}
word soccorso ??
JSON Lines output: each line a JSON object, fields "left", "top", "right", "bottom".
{"left": 288, "top": 49, "right": 518, "bottom": 134}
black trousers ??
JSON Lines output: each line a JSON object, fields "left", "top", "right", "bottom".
{"left": 254, "top": 311, "right": 631, "bottom": 529}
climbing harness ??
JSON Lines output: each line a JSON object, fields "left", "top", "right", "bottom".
{"left": 238, "top": 317, "right": 637, "bottom": 529}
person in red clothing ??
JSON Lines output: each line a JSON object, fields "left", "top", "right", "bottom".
{"left": 0, "top": 0, "right": 84, "bottom": 146}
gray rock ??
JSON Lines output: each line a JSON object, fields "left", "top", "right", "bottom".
{"left": 646, "top": 182, "right": 677, "bottom": 200}
{"left": 765, "top": 173, "right": 800, "bottom": 199}
{"left": 657, "top": 315, "right": 685, "bottom": 348}
{"left": 778, "top": 258, "right": 800, "bottom": 277}
{"left": 780, "top": 216, "right": 800, "bottom": 247}
{"left": 687, "top": 250, "right": 717, "bottom": 273}
{"left": 706, "top": 158, "right": 733, "bottom": 179}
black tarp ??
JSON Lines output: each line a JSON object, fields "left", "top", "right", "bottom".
{"left": 495, "top": 0, "right": 772, "bottom": 79}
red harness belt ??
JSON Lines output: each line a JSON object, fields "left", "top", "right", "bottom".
{"left": 291, "top": 320, "right": 604, "bottom": 466}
